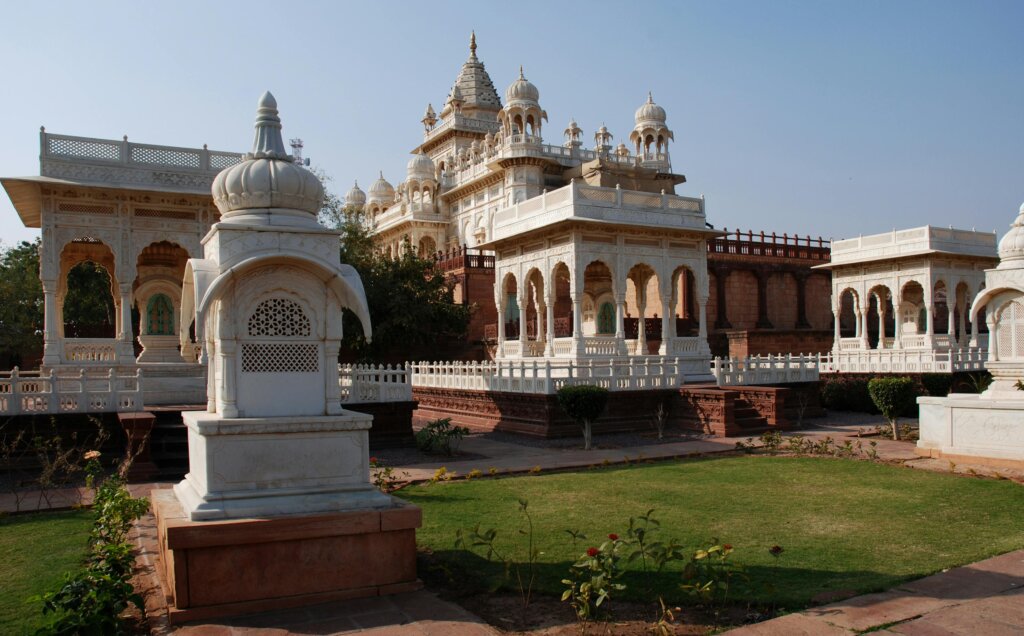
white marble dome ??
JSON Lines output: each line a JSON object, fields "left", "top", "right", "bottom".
{"left": 406, "top": 152, "right": 435, "bottom": 181}
{"left": 505, "top": 67, "right": 540, "bottom": 104}
{"left": 212, "top": 92, "right": 323, "bottom": 218}
{"left": 634, "top": 92, "right": 667, "bottom": 125}
{"left": 367, "top": 172, "right": 395, "bottom": 203}
{"left": 345, "top": 181, "right": 366, "bottom": 207}
{"left": 997, "top": 202, "right": 1024, "bottom": 267}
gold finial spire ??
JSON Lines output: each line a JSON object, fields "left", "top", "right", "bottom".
{"left": 519, "top": 65, "right": 525, "bottom": 79}
{"left": 470, "top": 31, "right": 477, "bottom": 56}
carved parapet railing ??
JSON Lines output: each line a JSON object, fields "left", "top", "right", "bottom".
{"left": 0, "top": 367, "right": 144, "bottom": 415}
{"left": 338, "top": 364, "right": 412, "bottom": 403}
{"left": 711, "top": 354, "right": 822, "bottom": 387}
{"left": 409, "top": 357, "right": 694, "bottom": 395}
{"left": 64, "top": 338, "right": 118, "bottom": 363}
{"left": 821, "top": 347, "right": 987, "bottom": 374}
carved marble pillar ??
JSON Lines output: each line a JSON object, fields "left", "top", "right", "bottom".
{"left": 495, "top": 291, "right": 506, "bottom": 355}
{"left": 117, "top": 283, "right": 135, "bottom": 362}
{"left": 40, "top": 281, "right": 60, "bottom": 366}
{"left": 878, "top": 302, "right": 887, "bottom": 349}
{"left": 544, "top": 300, "right": 554, "bottom": 357}
{"left": 636, "top": 283, "right": 647, "bottom": 355}
{"left": 925, "top": 301, "right": 936, "bottom": 347}
{"left": 615, "top": 294, "right": 627, "bottom": 355}
{"left": 859, "top": 304, "right": 870, "bottom": 348}
{"left": 697, "top": 295, "right": 709, "bottom": 354}
{"left": 323, "top": 342, "right": 342, "bottom": 415}
{"left": 659, "top": 279, "right": 673, "bottom": 355}
{"left": 946, "top": 301, "right": 957, "bottom": 349}
{"left": 755, "top": 271, "right": 773, "bottom": 329}
{"left": 832, "top": 306, "right": 841, "bottom": 352}
{"left": 518, "top": 291, "right": 528, "bottom": 354}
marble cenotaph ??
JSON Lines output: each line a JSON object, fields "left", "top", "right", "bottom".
{"left": 152, "top": 92, "right": 421, "bottom": 623}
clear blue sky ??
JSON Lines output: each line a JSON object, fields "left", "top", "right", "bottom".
{"left": 1, "top": 0, "right": 1022, "bottom": 246}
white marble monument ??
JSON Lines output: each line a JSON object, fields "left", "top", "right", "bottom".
{"left": 172, "top": 91, "right": 391, "bottom": 519}
{"left": 918, "top": 202, "right": 1024, "bottom": 467}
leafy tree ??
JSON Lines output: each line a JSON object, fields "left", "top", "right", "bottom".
{"left": 867, "top": 377, "right": 917, "bottom": 440}
{"left": 0, "top": 239, "right": 43, "bottom": 366}
{"left": 316, "top": 173, "right": 470, "bottom": 362}
{"left": 63, "top": 261, "right": 115, "bottom": 336}
{"left": 557, "top": 385, "right": 609, "bottom": 450}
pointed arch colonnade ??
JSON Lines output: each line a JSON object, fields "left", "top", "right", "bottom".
{"left": 31, "top": 186, "right": 213, "bottom": 367}
{"left": 493, "top": 241, "right": 710, "bottom": 359}
{"left": 824, "top": 225, "right": 998, "bottom": 372}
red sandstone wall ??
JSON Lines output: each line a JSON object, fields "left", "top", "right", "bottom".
{"left": 805, "top": 274, "right": 833, "bottom": 330}
{"left": 766, "top": 273, "right": 798, "bottom": 329}
{"left": 725, "top": 271, "right": 759, "bottom": 329}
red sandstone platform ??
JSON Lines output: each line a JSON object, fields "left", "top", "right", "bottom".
{"left": 152, "top": 489, "right": 422, "bottom": 624}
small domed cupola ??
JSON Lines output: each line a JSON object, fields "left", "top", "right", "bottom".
{"left": 998, "top": 202, "right": 1024, "bottom": 268}
{"left": 499, "top": 66, "right": 547, "bottom": 142}
{"left": 406, "top": 152, "right": 436, "bottom": 182}
{"left": 344, "top": 181, "right": 366, "bottom": 207}
{"left": 211, "top": 91, "right": 324, "bottom": 224}
{"left": 630, "top": 92, "right": 674, "bottom": 169}
{"left": 505, "top": 66, "right": 540, "bottom": 104}
{"left": 367, "top": 171, "right": 395, "bottom": 205}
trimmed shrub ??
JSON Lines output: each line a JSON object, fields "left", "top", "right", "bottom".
{"left": 867, "top": 377, "right": 917, "bottom": 440}
{"left": 820, "top": 376, "right": 878, "bottom": 413}
{"left": 557, "top": 385, "right": 609, "bottom": 451}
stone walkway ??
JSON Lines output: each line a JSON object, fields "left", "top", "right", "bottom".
{"left": 6, "top": 412, "right": 1024, "bottom": 634}
{"left": 723, "top": 550, "right": 1024, "bottom": 635}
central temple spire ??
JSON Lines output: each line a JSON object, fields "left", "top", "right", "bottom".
{"left": 440, "top": 31, "right": 501, "bottom": 119}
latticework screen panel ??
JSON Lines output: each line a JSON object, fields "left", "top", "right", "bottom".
{"left": 241, "top": 343, "right": 319, "bottom": 373}
{"left": 248, "top": 298, "right": 311, "bottom": 338}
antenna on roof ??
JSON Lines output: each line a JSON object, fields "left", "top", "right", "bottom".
{"left": 289, "top": 138, "right": 310, "bottom": 166}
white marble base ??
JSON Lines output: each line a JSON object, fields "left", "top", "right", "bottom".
{"left": 918, "top": 394, "right": 1024, "bottom": 466}
{"left": 174, "top": 409, "right": 393, "bottom": 521}
{"left": 137, "top": 334, "right": 187, "bottom": 363}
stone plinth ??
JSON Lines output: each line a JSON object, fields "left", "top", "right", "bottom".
{"left": 917, "top": 395, "right": 1024, "bottom": 469}
{"left": 137, "top": 334, "right": 186, "bottom": 363}
{"left": 152, "top": 489, "right": 422, "bottom": 624}
{"left": 174, "top": 410, "right": 392, "bottom": 521}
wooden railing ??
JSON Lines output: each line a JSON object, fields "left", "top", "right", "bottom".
{"left": 432, "top": 245, "right": 495, "bottom": 273}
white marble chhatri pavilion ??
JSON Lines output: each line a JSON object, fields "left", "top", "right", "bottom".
{"left": 818, "top": 225, "right": 997, "bottom": 374}
{"left": 349, "top": 33, "right": 717, "bottom": 382}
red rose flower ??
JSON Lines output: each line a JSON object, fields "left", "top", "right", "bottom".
{"left": 370, "top": 457, "right": 379, "bottom": 464}
{"left": 587, "top": 547, "right": 599, "bottom": 557}
{"left": 608, "top": 533, "right": 619, "bottom": 541}
{"left": 723, "top": 544, "right": 733, "bottom": 551}
{"left": 769, "top": 545, "right": 784, "bottom": 556}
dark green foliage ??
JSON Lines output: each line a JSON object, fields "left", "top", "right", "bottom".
{"left": 0, "top": 240, "right": 43, "bottom": 364}
{"left": 868, "top": 377, "right": 918, "bottom": 440}
{"left": 557, "top": 385, "right": 610, "bottom": 424}
{"left": 63, "top": 262, "right": 115, "bottom": 335}
{"left": 819, "top": 377, "right": 878, "bottom": 413}
{"left": 920, "top": 374, "right": 953, "bottom": 397}
{"left": 34, "top": 465, "right": 149, "bottom": 635}
{"left": 415, "top": 417, "right": 470, "bottom": 456}
{"left": 557, "top": 385, "right": 609, "bottom": 450}
{"left": 315, "top": 175, "right": 470, "bottom": 362}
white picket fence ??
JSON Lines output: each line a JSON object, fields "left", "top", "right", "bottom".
{"left": 339, "top": 364, "right": 413, "bottom": 403}
{"left": 409, "top": 357, "right": 695, "bottom": 394}
{"left": 711, "top": 354, "right": 823, "bottom": 387}
{"left": 0, "top": 367, "right": 144, "bottom": 416}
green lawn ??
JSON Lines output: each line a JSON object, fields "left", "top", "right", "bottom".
{"left": 401, "top": 456, "right": 1024, "bottom": 609}
{"left": 0, "top": 509, "right": 93, "bottom": 635}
